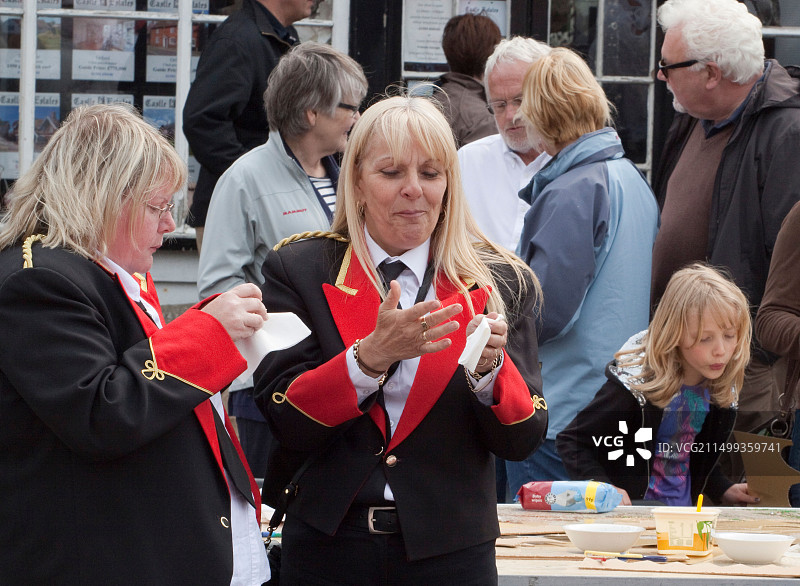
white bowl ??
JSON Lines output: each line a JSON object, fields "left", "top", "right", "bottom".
{"left": 715, "top": 532, "right": 794, "bottom": 564}
{"left": 563, "top": 523, "right": 645, "bottom": 553}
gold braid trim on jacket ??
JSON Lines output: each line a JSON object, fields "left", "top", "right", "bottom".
{"left": 273, "top": 231, "right": 349, "bottom": 251}
{"left": 22, "top": 235, "right": 44, "bottom": 268}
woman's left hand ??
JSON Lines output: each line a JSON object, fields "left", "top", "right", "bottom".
{"left": 466, "top": 312, "right": 507, "bottom": 375}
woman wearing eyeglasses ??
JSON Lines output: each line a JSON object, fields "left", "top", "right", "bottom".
{"left": 0, "top": 103, "right": 271, "bottom": 584}
{"left": 197, "top": 41, "right": 368, "bottom": 477}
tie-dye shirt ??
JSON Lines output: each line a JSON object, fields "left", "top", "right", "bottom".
{"left": 644, "top": 384, "right": 711, "bottom": 505}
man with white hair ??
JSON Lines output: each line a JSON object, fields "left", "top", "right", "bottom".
{"left": 652, "top": 0, "right": 800, "bottom": 458}
{"left": 457, "top": 37, "right": 551, "bottom": 501}
{"left": 458, "top": 37, "right": 552, "bottom": 252}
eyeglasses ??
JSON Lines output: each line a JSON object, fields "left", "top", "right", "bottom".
{"left": 146, "top": 201, "right": 174, "bottom": 219}
{"left": 486, "top": 96, "right": 523, "bottom": 115}
{"left": 657, "top": 59, "right": 699, "bottom": 78}
{"left": 337, "top": 102, "right": 360, "bottom": 118}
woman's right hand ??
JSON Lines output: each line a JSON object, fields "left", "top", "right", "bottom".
{"left": 201, "top": 283, "right": 268, "bottom": 341}
{"left": 357, "top": 280, "right": 462, "bottom": 373}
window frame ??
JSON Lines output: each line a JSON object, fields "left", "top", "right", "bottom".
{"left": 6, "top": 0, "right": 348, "bottom": 234}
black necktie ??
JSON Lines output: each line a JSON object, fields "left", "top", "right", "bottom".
{"left": 134, "top": 300, "right": 157, "bottom": 325}
{"left": 356, "top": 259, "right": 436, "bottom": 504}
{"left": 212, "top": 407, "right": 255, "bottom": 507}
{"left": 377, "top": 259, "right": 408, "bottom": 306}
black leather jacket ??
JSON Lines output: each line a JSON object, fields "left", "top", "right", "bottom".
{"left": 183, "top": 0, "right": 297, "bottom": 227}
{"left": 652, "top": 60, "right": 800, "bottom": 362}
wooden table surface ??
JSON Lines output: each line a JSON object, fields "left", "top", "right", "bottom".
{"left": 495, "top": 504, "right": 800, "bottom": 585}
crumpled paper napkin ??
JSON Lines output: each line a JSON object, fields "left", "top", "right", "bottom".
{"left": 234, "top": 312, "right": 310, "bottom": 385}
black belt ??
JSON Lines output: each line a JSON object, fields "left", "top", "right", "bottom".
{"left": 343, "top": 505, "right": 400, "bottom": 534}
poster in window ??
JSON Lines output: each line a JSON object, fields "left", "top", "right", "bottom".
{"left": 146, "top": 0, "right": 207, "bottom": 83}
{"left": 458, "top": 0, "right": 507, "bottom": 36}
{"left": 73, "top": 0, "right": 134, "bottom": 9}
{"left": 143, "top": 95, "right": 175, "bottom": 141}
{"left": 72, "top": 0, "right": 136, "bottom": 81}
{"left": 0, "top": 92, "right": 60, "bottom": 180}
{"left": 402, "top": 0, "right": 451, "bottom": 74}
{"left": 0, "top": 0, "right": 62, "bottom": 80}
{"left": 71, "top": 93, "right": 134, "bottom": 108}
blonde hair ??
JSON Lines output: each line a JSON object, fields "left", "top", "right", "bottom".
{"left": 330, "top": 94, "right": 540, "bottom": 318}
{"left": 617, "top": 264, "right": 751, "bottom": 408}
{"left": 518, "top": 47, "right": 614, "bottom": 149}
{"left": 0, "top": 103, "right": 186, "bottom": 260}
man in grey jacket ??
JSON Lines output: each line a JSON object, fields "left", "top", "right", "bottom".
{"left": 652, "top": 0, "right": 800, "bottom": 473}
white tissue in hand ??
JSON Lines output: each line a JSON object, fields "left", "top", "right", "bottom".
{"left": 458, "top": 316, "right": 492, "bottom": 372}
{"left": 234, "top": 312, "right": 310, "bottom": 384}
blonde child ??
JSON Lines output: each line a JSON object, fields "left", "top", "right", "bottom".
{"left": 557, "top": 264, "right": 759, "bottom": 506}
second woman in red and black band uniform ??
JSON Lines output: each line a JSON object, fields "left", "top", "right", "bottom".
{"left": 254, "top": 95, "right": 547, "bottom": 585}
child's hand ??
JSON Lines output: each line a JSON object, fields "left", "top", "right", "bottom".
{"left": 615, "top": 486, "right": 632, "bottom": 506}
{"left": 721, "top": 482, "right": 760, "bottom": 505}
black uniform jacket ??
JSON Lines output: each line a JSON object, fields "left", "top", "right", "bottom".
{"left": 0, "top": 241, "right": 259, "bottom": 585}
{"left": 254, "top": 236, "right": 547, "bottom": 561}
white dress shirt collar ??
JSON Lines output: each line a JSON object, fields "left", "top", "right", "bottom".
{"left": 101, "top": 256, "right": 163, "bottom": 328}
{"left": 364, "top": 227, "right": 431, "bottom": 285}
{"left": 102, "top": 256, "right": 142, "bottom": 302}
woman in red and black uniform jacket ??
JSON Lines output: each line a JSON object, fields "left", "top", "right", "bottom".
{"left": 0, "top": 104, "right": 268, "bottom": 585}
{"left": 254, "top": 95, "right": 547, "bottom": 585}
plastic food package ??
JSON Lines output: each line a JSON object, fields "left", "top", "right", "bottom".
{"left": 516, "top": 480, "right": 622, "bottom": 512}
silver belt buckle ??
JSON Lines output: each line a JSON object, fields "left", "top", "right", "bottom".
{"left": 367, "top": 506, "right": 395, "bottom": 534}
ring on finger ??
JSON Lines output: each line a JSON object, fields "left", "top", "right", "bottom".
{"left": 420, "top": 316, "right": 430, "bottom": 333}
{"left": 422, "top": 330, "right": 428, "bottom": 342}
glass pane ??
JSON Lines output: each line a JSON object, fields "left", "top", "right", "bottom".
{"left": 1, "top": 2, "right": 66, "bottom": 183}
{"left": 603, "top": 82, "right": 648, "bottom": 164}
{"left": 298, "top": 24, "right": 331, "bottom": 44}
{"left": 299, "top": 1, "right": 334, "bottom": 43}
{"left": 742, "top": 0, "right": 781, "bottom": 26}
{"left": 601, "top": 0, "right": 652, "bottom": 77}
{"left": 775, "top": 1, "right": 800, "bottom": 66}
{"left": 550, "top": 0, "right": 597, "bottom": 55}
{"left": 0, "top": 12, "right": 178, "bottom": 183}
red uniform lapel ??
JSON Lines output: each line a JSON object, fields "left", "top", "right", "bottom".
{"left": 322, "top": 245, "right": 489, "bottom": 448}
{"left": 134, "top": 272, "right": 167, "bottom": 325}
{"left": 322, "top": 246, "right": 387, "bottom": 436}
{"left": 390, "top": 278, "right": 488, "bottom": 450}
{"left": 112, "top": 268, "right": 244, "bottom": 508}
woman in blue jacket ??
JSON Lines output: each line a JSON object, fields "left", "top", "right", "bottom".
{"left": 507, "top": 47, "right": 659, "bottom": 491}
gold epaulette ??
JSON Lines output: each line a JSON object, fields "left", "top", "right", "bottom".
{"left": 273, "top": 231, "right": 349, "bottom": 251}
{"left": 22, "top": 234, "right": 44, "bottom": 268}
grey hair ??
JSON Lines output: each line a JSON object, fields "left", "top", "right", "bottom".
{"left": 483, "top": 36, "right": 552, "bottom": 93}
{"left": 264, "top": 41, "right": 368, "bottom": 138}
{"left": 658, "top": 0, "right": 764, "bottom": 84}
{"left": 0, "top": 103, "right": 185, "bottom": 259}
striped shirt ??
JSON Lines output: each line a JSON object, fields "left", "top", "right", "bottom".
{"left": 310, "top": 175, "right": 336, "bottom": 215}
